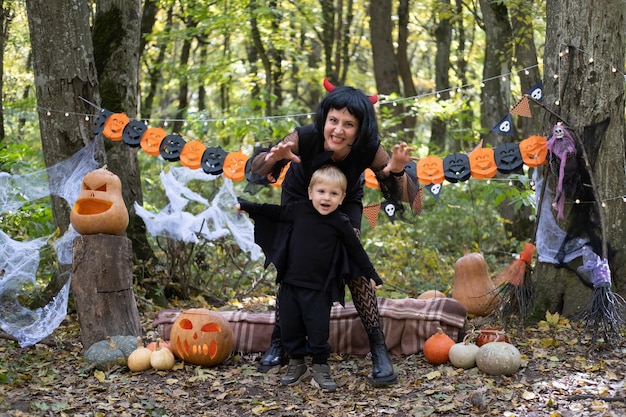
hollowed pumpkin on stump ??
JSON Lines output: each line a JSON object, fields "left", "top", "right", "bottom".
{"left": 170, "top": 308, "right": 234, "bottom": 366}
{"left": 70, "top": 167, "right": 129, "bottom": 235}
{"left": 451, "top": 251, "right": 498, "bottom": 316}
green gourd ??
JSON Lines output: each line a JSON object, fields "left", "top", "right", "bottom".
{"left": 84, "top": 337, "right": 127, "bottom": 371}
{"left": 111, "top": 335, "right": 141, "bottom": 358}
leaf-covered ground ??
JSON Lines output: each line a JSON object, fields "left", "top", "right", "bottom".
{"left": 1, "top": 308, "right": 625, "bottom": 417}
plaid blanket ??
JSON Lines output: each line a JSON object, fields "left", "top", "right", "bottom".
{"left": 153, "top": 297, "right": 467, "bottom": 356}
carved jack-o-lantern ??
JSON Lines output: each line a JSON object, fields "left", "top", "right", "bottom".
{"left": 364, "top": 168, "right": 380, "bottom": 189}
{"left": 494, "top": 143, "right": 524, "bottom": 174}
{"left": 417, "top": 156, "right": 445, "bottom": 184}
{"left": 122, "top": 120, "right": 148, "bottom": 148}
{"left": 201, "top": 147, "right": 228, "bottom": 175}
{"left": 141, "top": 127, "right": 167, "bottom": 156}
{"left": 519, "top": 135, "right": 548, "bottom": 168}
{"left": 170, "top": 308, "right": 234, "bottom": 366}
{"left": 222, "top": 151, "right": 249, "bottom": 182}
{"left": 70, "top": 167, "right": 129, "bottom": 235}
{"left": 443, "top": 153, "right": 471, "bottom": 183}
{"left": 159, "top": 134, "right": 186, "bottom": 162}
{"left": 180, "top": 141, "right": 207, "bottom": 170}
{"left": 102, "top": 113, "right": 130, "bottom": 141}
{"left": 469, "top": 147, "right": 497, "bottom": 179}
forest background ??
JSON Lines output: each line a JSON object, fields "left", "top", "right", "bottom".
{"left": 0, "top": 0, "right": 624, "bottom": 323}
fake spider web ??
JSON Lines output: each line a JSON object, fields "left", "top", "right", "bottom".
{"left": 1, "top": 141, "right": 259, "bottom": 347}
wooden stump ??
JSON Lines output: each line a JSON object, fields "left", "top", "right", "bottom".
{"left": 71, "top": 234, "right": 141, "bottom": 349}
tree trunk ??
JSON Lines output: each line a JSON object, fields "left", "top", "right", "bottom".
{"left": 0, "top": 0, "right": 9, "bottom": 145}
{"left": 532, "top": 0, "right": 625, "bottom": 319}
{"left": 430, "top": 0, "right": 452, "bottom": 152}
{"left": 25, "top": 0, "right": 102, "bottom": 233}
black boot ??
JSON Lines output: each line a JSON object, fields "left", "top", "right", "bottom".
{"left": 257, "top": 326, "right": 287, "bottom": 373}
{"left": 367, "top": 327, "right": 398, "bottom": 387}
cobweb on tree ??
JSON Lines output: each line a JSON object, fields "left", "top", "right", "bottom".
{"left": 0, "top": 140, "right": 100, "bottom": 347}
{"left": 134, "top": 166, "right": 261, "bottom": 260}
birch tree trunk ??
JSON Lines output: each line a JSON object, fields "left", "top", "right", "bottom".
{"left": 532, "top": 0, "right": 625, "bottom": 318}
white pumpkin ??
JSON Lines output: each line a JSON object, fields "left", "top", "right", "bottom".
{"left": 475, "top": 342, "right": 521, "bottom": 375}
{"left": 448, "top": 338, "right": 480, "bottom": 369}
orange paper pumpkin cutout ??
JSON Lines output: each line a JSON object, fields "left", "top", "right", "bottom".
{"left": 180, "top": 141, "right": 207, "bottom": 170}
{"left": 170, "top": 308, "right": 234, "bottom": 367}
{"left": 102, "top": 112, "right": 130, "bottom": 141}
{"left": 270, "top": 162, "right": 291, "bottom": 187}
{"left": 416, "top": 156, "right": 445, "bottom": 184}
{"left": 364, "top": 168, "right": 380, "bottom": 189}
{"left": 140, "top": 127, "right": 167, "bottom": 156}
{"left": 519, "top": 135, "right": 548, "bottom": 167}
{"left": 222, "top": 151, "right": 248, "bottom": 182}
{"left": 469, "top": 147, "right": 498, "bottom": 179}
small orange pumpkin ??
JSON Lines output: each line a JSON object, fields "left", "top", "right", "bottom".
{"left": 179, "top": 141, "right": 207, "bottom": 170}
{"left": 519, "top": 135, "right": 548, "bottom": 167}
{"left": 70, "top": 166, "right": 129, "bottom": 235}
{"left": 423, "top": 327, "right": 456, "bottom": 364}
{"left": 169, "top": 308, "right": 234, "bottom": 366}
{"left": 416, "top": 155, "right": 445, "bottom": 184}
{"left": 364, "top": 168, "right": 380, "bottom": 189}
{"left": 417, "top": 290, "right": 447, "bottom": 300}
{"left": 222, "top": 151, "right": 248, "bottom": 182}
{"left": 102, "top": 112, "right": 130, "bottom": 141}
{"left": 140, "top": 127, "right": 167, "bottom": 156}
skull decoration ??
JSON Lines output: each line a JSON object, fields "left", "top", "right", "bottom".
{"left": 469, "top": 147, "right": 497, "bottom": 179}
{"left": 122, "top": 120, "right": 148, "bottom": 148}
{"left": 416, "top": 156, "right": 445, "bottom": 184}
{"left": 179, "top": 140, "right": 207, "bottom": 170}
{"left": 169, "top": 308, "right": 235, "bottom": 366}
{"left": 102, "top": 112, "right": 130, "bottom": 141}
{"left": 222, "top": 151, "right": 249, "bottom": 182}
{"left": 201, "top": 146, "right": 228, "bottom": 175}
{"left": 519, "top": 135, "right": 548, "bottom": 168}
{"left": 494, "top": 143, "right": 524, "bottom": 174}
{"left": 159, "top": 134, "right": 187, "bottom": 162}
{"left": 381, "top": 200, "right": 396, "bottom": 223}
{"left": 140, "top": 127, "right": 167, "bottom": 156}
{"left": 70, "top": 166, "right": 129, "bottom": 235}
{"left": 443, "top": 153, "right": 471, "bottom": 183}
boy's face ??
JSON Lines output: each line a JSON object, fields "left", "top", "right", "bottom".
{"left": 308, "top": 182, "right": 345, "bottom": 215}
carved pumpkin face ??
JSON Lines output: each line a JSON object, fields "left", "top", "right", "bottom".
{"left": 364, "top": 168, "right": 380, "bottom": 189}
{"left": 159, "top": 134, "right": 186, "bottom": 162}
{"left": 494, "top": 143, "right": 523, "bottom": 174}
{"left": 70, "top": 167, "right": 129, "bottom": 235}
{"left": 102, "top": 113, "right": 130, "bottom": 141}
{"left": 201, "top": 147, "right": 228, "bottom": 175}
{"left": 417, "top": 156, "right": 445, "bottom": 184}
{"left": 469, "top": 147, "right": 497, "bottom": 179}
{"left": 519, "top": 135, "right": 548, "bottom": 167}
{"left": 122, "top": 120, "right": 147, "bottom": 148}
{"left": 443, "top": 153, "right": 471, "bottom": 183}
{"left": 141, "top": 127, "right": 167, "bottom": 156}
{"left": 170, "top": 308, "right": 234, "bottom": 366}
{"left": 179, "top": 141, "right": 207, "bottom": 170}
{"left": 222, "top": 151, "right": 248, "bottom": 182}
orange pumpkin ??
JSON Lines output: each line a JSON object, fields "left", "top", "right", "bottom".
{"left": 140, "top": 127, "right": 167, "bottom": 156}
{"left": 364, "top": 168, "right": 380, "bottom": 189}
{"left": 519, "top": 135, "right": 548, "bottom": 167}
{"left": 180, "top": 141, "right": 207, "bottom": 170}
{"left": 451, "top": 251, "right": 498, "bottom": 316}
{"left": 70, "top": 166, "right": 129, "bottom": 235}
{"left": 222, "top": 151, "right": 248, "bottom": 182}
{"left": 423, "top": 327, "right": 456, "bottom": 364}
{"left": 416, "top": 156, "right": 445, "bottom": 184}
{"left": 169, "top": 308, "right": 234, "bottom": 366}
{"left": 417, "top": 290, "right": 447, "bottom": 299}
{"left": 469, "top": 147, "right": 497, "bottom": 179}
{"left": 102, "top": 112, "right": 130, "bottom": 141}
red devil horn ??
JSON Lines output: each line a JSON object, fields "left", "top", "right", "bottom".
{"left": 323, "top": 77, "right": 335, "bottom": 92}
{"left": 369, "top": 94, "right": 379, "bottom": 105}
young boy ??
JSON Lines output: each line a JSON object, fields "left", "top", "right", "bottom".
{"left": 237, "top": 165, "right": 382, "bottom": 392}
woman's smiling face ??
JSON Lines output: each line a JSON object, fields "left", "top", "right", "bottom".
{"left": 323, "top": 108, "right": 359, "bottom": 158}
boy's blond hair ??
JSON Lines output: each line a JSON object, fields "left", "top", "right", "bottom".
{"left": 309, "top": 165, "right": 348, "bottom": 193}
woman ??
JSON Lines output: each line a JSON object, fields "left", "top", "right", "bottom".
{"left": 248, "top": 81, "right": 421, "bottom": 387}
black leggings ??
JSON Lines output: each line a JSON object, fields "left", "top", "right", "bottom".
{"left": 275, "top": 276, "right": 380, "bottom": 334}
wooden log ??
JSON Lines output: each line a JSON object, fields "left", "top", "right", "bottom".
{"left": 71, "top": 234, "right": 141, "bottom": 349}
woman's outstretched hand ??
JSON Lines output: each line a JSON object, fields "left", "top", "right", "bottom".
{"left": 265, "top": 141, "right": 301, "bottom": 164}
{"left": 383, "top": 142, "right": 418, "bottom": 174}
